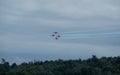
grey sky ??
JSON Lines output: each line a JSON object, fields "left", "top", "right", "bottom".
{"left": 0, "top": 0, "right": 120, "bottom": 64}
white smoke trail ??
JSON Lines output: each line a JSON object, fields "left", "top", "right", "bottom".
{"left": 60, "top": 32, "right": 120, "bottom": 39}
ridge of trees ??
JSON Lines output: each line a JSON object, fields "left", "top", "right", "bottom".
{"left": 0, "top": 55, "right": 120, "bottom": 75}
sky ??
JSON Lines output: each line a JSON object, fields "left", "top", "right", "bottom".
{"left": 0, "top": 0, "right": 120, "bottom": 64}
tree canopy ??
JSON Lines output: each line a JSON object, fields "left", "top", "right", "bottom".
{"left": 0, "top": 55, "right": 120, "bottom": 75}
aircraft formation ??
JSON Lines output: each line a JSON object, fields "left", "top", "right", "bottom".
{"left": 51, "top": 32, "right": 61, "bottom": 40}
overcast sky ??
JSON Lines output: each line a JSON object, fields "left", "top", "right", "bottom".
{"left": 0, "top": 0, "right": 120, "bottom": 64}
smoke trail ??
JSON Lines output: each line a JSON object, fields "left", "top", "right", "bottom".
{"left": 61, "top": 31, "right": 89, "bottom": 34}
{"left": 62, "top": 31, "right": 120, "bottom": 34}
{"left": 61, "top": 32, "right": 120, "bottom": 39}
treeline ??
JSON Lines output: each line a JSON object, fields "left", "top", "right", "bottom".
{"left": 0, "top": 55, "right": 120, "bottom": 75}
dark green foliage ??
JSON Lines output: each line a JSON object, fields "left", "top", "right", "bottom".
{"left": 0, "top": 55, "right": 120, "bottom": 75}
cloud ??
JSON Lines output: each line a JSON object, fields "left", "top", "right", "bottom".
{"left": 1, "top": 0, "right": 120, "bottom": 27}
{"left": 47, "top": 0, "right": 120, "bottom": 19}
{"left": 0, "top": 0, "right": 120, "bottom": 63}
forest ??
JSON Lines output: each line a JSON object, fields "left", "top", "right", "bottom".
{"left": 0, "top": 55, "right": 120, "bottom": 75}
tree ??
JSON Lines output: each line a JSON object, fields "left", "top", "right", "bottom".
{"left": 11, "top": 63, "right": 17, "bottom": 68}
{"left": 1, "top": 55, "right": 120, "bottom": 75}
{"left": 1, "top": 58, "right": 6, "bottom": 64}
